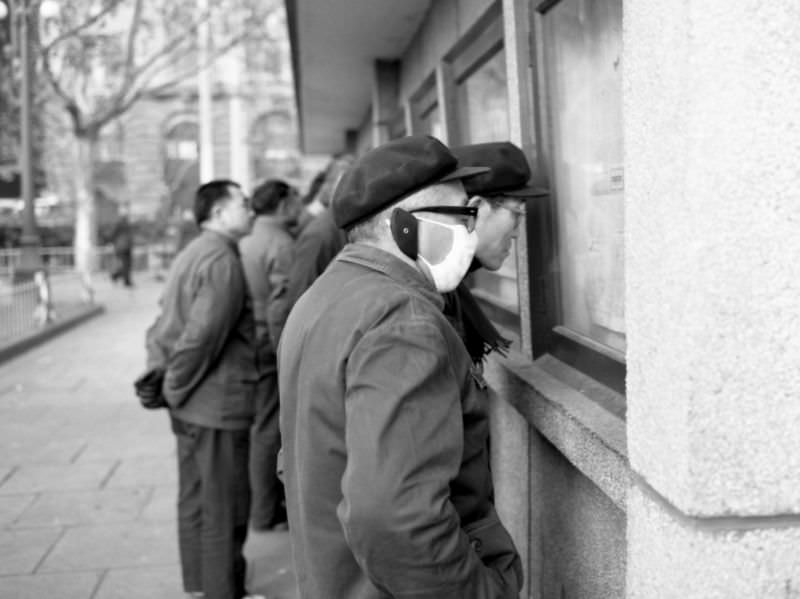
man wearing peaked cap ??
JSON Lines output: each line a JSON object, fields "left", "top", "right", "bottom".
{"left": 446, "top": 141, "right": 547, "bottom": 364}
{"left": 278, "top": 135, "right": 522, "bottom": 599}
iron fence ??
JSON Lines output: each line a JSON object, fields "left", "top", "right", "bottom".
{"left": 0, "top": 272, "right": 91, "bottom": 344}
{"left": 0, "top": 245, "right": 155, "bottom": 277}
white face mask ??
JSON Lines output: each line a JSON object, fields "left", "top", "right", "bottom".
{"left": 415, "top": 217, "right": 478, "bottom": 292}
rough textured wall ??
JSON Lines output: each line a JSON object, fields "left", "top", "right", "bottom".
{"left": 532, "top": 430, "right": 626, "bottom": 599}
{"left": 628, "top": 487, "right": 800, "bottom": 599}
{"left": 626, "top": 0, "right": 800, "bottom": 517}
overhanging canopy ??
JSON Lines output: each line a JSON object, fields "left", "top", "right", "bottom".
{"left": 286, "top": 0, "right": 430, "bottom": 154}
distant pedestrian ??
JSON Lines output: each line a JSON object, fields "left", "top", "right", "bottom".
{"left": 110, "top": 208, "right": 134, "bottom": 287}
{"left": 145, "top": 180, "right": 257, "bottom": 599}
{"left": 239, "top": 179, "right": 302, "bottom": 532}
{"left": 278, "top": 136, "right": 523, "bottom": 599}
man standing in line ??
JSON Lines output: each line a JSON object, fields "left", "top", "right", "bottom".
{"left": 145, "top": 180, "right": 256, "bottom": 599}
{"left": 239, "top": 179, "right": 302, "bottom": 531}
{"left": 445, "top": 141, "right": 544, "bottom": 365}
{"left": 278, "top": 135, "right": 523, "bottom": 599}
{"left": 267, "top": 154, "right": 353, "bottom": 346}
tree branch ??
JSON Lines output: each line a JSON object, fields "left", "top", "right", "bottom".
{"left": 40, "top": 0, "right": 124, "bottom": 56}
{"left": 122, "top": 0, "right": 145, "bottom": 84}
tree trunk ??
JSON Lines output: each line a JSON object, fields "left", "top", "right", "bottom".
{"left": 73, "top": 133, "right": 98, "bottom": 300}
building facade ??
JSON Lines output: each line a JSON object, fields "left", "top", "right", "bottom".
{"left": 285, "top": 0, "right": 800, "bottom": 597}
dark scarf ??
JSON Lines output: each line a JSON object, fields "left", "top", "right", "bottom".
{"left": 444, "top": 273, "right": 511, "bottom": 364}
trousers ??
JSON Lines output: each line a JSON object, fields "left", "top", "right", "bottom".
{"left": 172, "top": 416, "right": 251, "bottom": 599}
{"left": 248, "top": 372, "right": 285, "bottom": 529}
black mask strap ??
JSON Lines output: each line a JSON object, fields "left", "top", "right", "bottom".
{"left": 390, "top": 208, "right": 418, "bottom": 260}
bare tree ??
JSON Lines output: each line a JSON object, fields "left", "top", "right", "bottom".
{"left": 32, "top": 0, "right": 278, "bottom": 281}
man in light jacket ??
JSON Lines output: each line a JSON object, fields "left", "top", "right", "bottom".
{"left": 278, "top": 135, "right": 523, "bottom": 599}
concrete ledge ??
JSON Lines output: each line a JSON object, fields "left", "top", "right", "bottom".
{"left": 488, "top": 348, "right": 629, "bottom": 510}
{"left": 0, "top": 304, "right": 105, "bottom": 366}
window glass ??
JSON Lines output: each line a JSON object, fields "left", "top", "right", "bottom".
{"left": 457, "top": 49, "right": 509, "bottom": 143}
{"left": 419, "top": 104, "right": 443, "bottom": 140}
{"left": 456, "top": 49, "right": 518, "bottom": 315}
{"left": 542, "top": 0, "right": 625, "bottom": 353}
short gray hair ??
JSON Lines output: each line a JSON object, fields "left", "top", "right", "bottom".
{"left": 347, "top": 182, "right": 463, "bottom": 243}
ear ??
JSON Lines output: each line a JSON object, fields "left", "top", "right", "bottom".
{"left": 390, "top": 208, "right": 418, "bottom": 260}
{"left": 466, "top": 195, "right": 483, "bottom": 208}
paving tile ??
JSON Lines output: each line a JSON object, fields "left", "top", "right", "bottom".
{"left": 0, "top": 494, "right": 36, "bottom": 526}
{"left": 94, "top": 565, "right": 183, "bottom": 599}
{"left": 0, "top": 461, "right": 116, "bottom": 495}
{"left": 0, "top": 438, "right": 89, "bottom": 467}
{"left": 78, "top": 432, "right": 174, "bottom": 463}
{"left": 39, "top": 521, "right": 178, "bottom": 572}
{"left": 140, "top": 485, "right": 176, "bottom": 522}
{"left": 0, "top": 528, "right": 63, "bottom": 575}
{"left": 0, "top": 571, "right": 99, "bottom": 599}
{"left": 13, "top": 488, "right": 150, "bottom": 528}
{"left": 103, "top": 456, "right": 176, "bottom": 488}
{"left": 0, "top": 466, "right": 12, "bottom": 485}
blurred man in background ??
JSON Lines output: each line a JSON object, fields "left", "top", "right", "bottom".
{"left": 267, "top": 154, "right": 353, "bottom": 346}
{"left": 239, "top": 179, "right": 302, "bottom": 532}
{"left": 145, "top": 180, "right": 256, "bottom": 599}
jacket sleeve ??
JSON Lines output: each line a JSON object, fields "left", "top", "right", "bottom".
{"left": 265, "top": 239, "right": 295, "bottom": 351}
{"left": 339, "top": 318, "right": 520, "bottom": 599}
{"left": 163, "top": 255, "right": 244, "bottom": 407}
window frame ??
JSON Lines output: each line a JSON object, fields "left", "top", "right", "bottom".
{"left": 527, "top": 0, "right": 626, "bottom": 397}
{"left": 408, "top": 73, "right": 439, "bottom": 135}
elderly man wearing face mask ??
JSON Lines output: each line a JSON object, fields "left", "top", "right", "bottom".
{"left": 278, "top": 135, "right": 523, "bottom": 599}
{"left": 445, "top": 142, "right": 545, "bottom": 367}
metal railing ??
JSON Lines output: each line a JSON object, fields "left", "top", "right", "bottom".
{"left": 0, "top": 271, "right": 91, "bottom": 344}
{"left": 0, "top": 244, "right": 171, "bottom": 345}
{"left": 0, "top": 245, "right": 156, "bottom": 277}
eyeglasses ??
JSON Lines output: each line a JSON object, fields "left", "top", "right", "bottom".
{"left": 489, "top": 199, "right": 526, "bottom": 225}
{"left": 408, "top": 205, "right": 478, "bottom": 232}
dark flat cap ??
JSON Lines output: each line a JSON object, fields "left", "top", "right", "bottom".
{"left": 332, "top": 135, "right": 489, "bottom": 230}
{"left": 450, "top": 142, "right": 545, "bottom": 198}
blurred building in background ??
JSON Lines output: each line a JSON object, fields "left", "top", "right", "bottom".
{"left": 0, "top": 0, "right": 327, "bottom": 248}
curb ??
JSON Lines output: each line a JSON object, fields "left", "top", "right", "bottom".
{"left": 0, "top": 304, "right": 106, "bottom": 366}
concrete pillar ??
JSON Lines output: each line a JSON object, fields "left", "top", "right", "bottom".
{"left": 225, "top": 46, "right": 250, "bottom": 190}
{"left": 371, "top": 60, "right": 400, "bottom": 147}
{"left": 625, "top": 1, "right": 800, "bottom": 596}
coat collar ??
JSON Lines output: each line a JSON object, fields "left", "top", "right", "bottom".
{"left": 253, "top": 214, "right": 291, "bottom": 232}
{"left": 336, "top": 243, "right": 443, "bottom": 310}
{"left": 200, "top": 228, "right": 240, "bottom": 254}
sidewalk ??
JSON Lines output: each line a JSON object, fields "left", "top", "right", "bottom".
{"left": 0, "top": 275, "right": 297, "bottom": 599}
